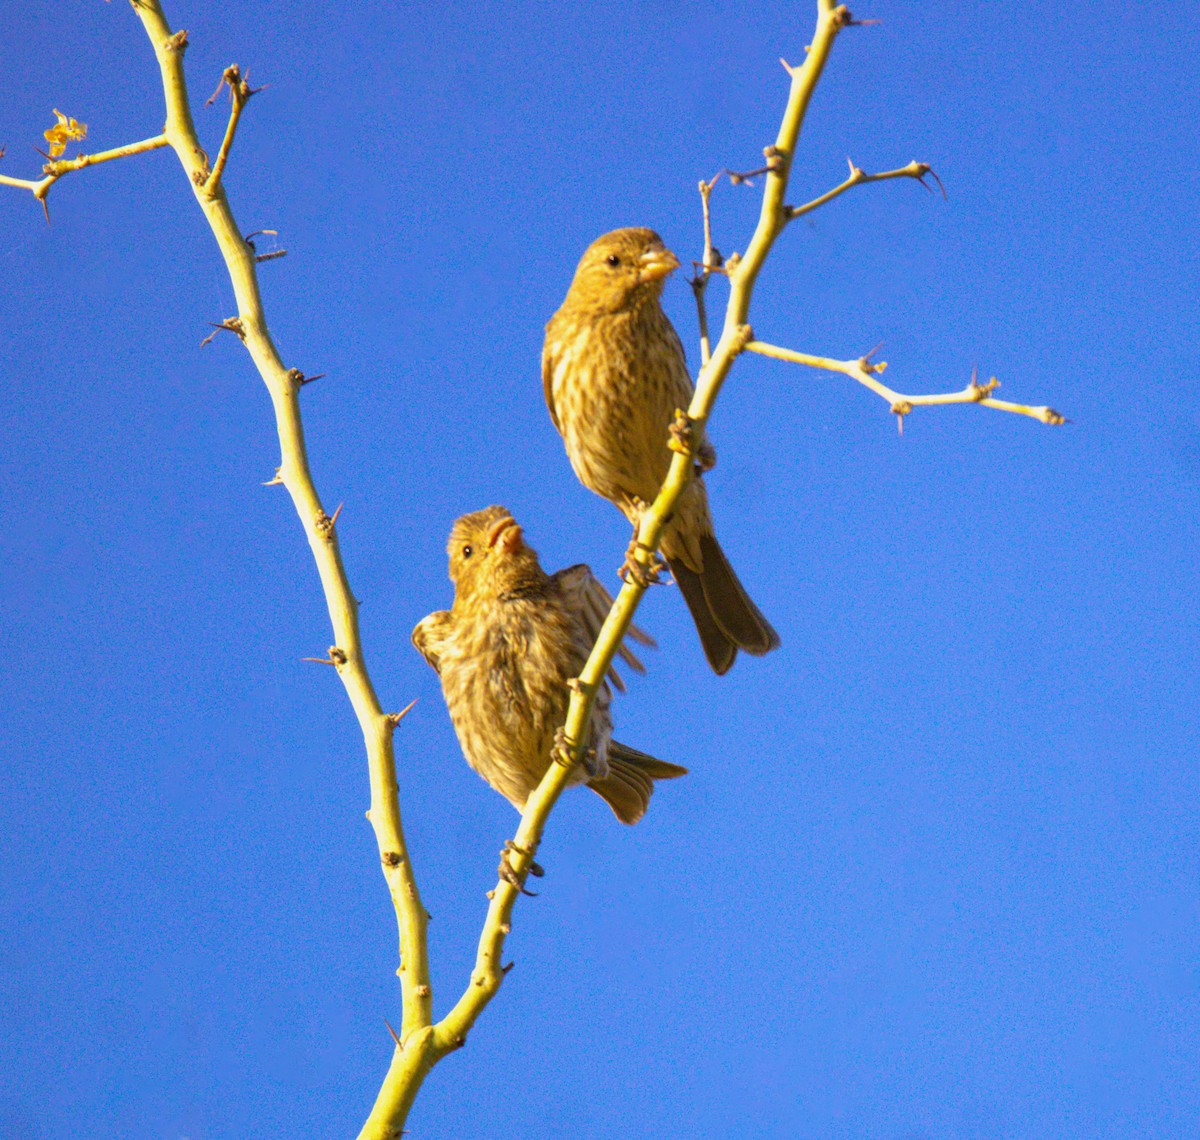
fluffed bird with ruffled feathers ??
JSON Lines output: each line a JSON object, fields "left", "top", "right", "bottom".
{"left": 412, "top": 506, "right": 687, "bottom": 825}
{"left": 543, "top": 226, "right": 780, "bottom": 674}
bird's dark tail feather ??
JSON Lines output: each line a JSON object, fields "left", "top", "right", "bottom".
{"left": 588, "top": 743, "right": 688, "bottom": 825}
{"left": 668, "top": 534, "right": 780, "bottom": 675}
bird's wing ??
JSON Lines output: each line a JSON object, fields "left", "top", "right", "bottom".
{"left": 551, "top": 564, "right": 655, "bottom": 693}
{"left": 542, "top": 314, "right": 563, "bottom": 434}
{"left": 411, "top": 610, "right": 454, "bottom": 676}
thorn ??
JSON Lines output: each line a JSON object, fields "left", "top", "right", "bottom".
{"left": 384, "top": 1019, "right": 403, "bottom": 1049}
{"left": 40, "top": 197, "right": 50, "bottom": 225}
{"left": 386, "top": 698, "right": 419, "bottom": 728}
{"left": 502, "top": 961, "right": 516, "bottom": 975}
{"left": 847, "top": 17, "right": 883, "bottom": 27}
{"left": 255, "top": 248, "right": 287, "bottom": 263}
{"left": 302, "top": 646, "right": 347, "bottom": 667}
{"left": 205, "top": 71, "right": 229, "bottom": 107}
{"left": 200, "top": 317, "right": 245, "bottom": 347}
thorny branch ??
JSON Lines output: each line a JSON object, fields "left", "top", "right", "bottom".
{"left": 785, "top": 156, "right": 944, "bottom": 221}
{"left": 3, "top": 3, "right": 434, "bottom": 1133}
{"left": 424, "top": 0, "right": 879, "bottom": 1111}
{"left": 0, "top": 134, "right": 170, "bottom": 220}
{"left": 744, "top": 341, "right": 1065, "bottom": 430}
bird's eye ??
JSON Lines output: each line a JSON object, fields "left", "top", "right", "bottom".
{"left": 605, "top": 254, "right": 621, "bottom": 267}
{"left": 462, "top": 544, "right": 473, "bottom": 559}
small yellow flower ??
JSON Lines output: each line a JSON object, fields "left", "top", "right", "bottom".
{"left": 44, "top": 109, "right": 87, "bottom": 158}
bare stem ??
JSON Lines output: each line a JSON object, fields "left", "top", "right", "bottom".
{"left": 744, "top": 341, "right": 1066, "bottom": 427}
{"left": 689, "top": 171, "right": 723, "bottom": 367}
{"left": 108, "top": 5, "right": 436, "bottom": 1132}
{"left": 0, "top": 134, "right": 169, "bottom": 218}
{"left": 784, "top": 157, "right": 942, "bottom": 222}
{"left": 202, "top": 64, "right": 251, "bottom": 197}
{"left": 425, "top": 0, "right": 856, "bottom": 1083}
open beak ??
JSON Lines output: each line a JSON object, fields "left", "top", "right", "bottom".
{"left": 485, "top": 514, "right": 523, "bottom": 554}
{"left": 638, "top": 245, "right": 680, "bottom": 282}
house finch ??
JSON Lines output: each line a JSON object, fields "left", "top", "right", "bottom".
{"left": 412, "top": 506, "right": 687, "bottom": 826}
{"left": 543, "top": 227, "right": 780, "bottom": 675}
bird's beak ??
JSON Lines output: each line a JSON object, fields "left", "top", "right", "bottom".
{"left": 486, "top": 514, "right": 523, "bottom": 553}
{"left": 638, "top": 245, "right": 680, "bottom": 282}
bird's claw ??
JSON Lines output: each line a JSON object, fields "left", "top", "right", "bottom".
{"left": 619, "top": 538, "right": 664, "bottom": 587}
{"left": 499, "top": 839, "right": 542, "bottom": 896}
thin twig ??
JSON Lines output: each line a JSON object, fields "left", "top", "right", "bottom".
{"left": 744, "top": 341, "right": 1065, "bottom": 426}
{"left": 202, "top": 64, "right": 252, "bottom": 197}
{"left": 0, "top": 134, "right": 170, "bottom": 219}
{"left": 689, "top": 171, "right": 723, "bottom": 366}
{"left": 784, "top": 157, "right": 941, "bottom": 222}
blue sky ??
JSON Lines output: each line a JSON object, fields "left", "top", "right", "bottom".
{"left": 2, "top": 2, "right": 1198, "bottom": 1137}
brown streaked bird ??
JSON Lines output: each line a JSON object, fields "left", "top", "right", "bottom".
{"left": 412, "top": 505, "right": 687, "bottom": 826}
{"left": 543, "top": 226, "right": 780, "bottom": 675}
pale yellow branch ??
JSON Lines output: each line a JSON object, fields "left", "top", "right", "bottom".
{"left": 744, "top": 340, "right": 1066, "bottom": 426}
{"left": 426, "top": 0, "right": 856, "bottom": 1081}
{"left": 86, "top": 6, "right": 440, "bottom": 1134}
{"left": 202, "top": 65, "right": 250, "bottom": 197}
{"left": 785, "top": 157, "right": 936, "bottom": 221}
{"left": 0, "top": 134, "right": 169, "bottom": 213}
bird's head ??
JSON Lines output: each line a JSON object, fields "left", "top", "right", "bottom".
{"left": 563, "top": 227, "right": 680, "bottom": 314}
{"left": 447, "top": 505, "right": 545, "bottom": 601}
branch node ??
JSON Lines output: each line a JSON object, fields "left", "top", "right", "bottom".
{"left": 382, "top": 851, "right": 404, "bottom": 868}
{"left": 315, "top": 503, "right": 343, "bottom": 539}
{"left": 164, "top": 29, "right": 189, "bottom": 53}
{"left": 199, "top": 317, "right": 245, "bottom": 347}
{"left": 301, "top": 646, "right": 347, "bottom": 667}
{"left": 415, "top": 984, "right": 431, "bottom": 998}
{"left": 262, "top": 469, "right": 284, "bottom": 486}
